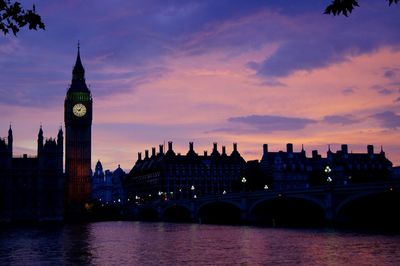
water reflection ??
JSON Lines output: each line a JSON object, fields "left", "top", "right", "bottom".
{"left": 1, "top": 222, "right": 400, "bottom": 265}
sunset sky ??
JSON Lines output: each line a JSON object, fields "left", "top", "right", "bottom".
{"left": 0, "top": 0, "right": 399, "bottom": 171}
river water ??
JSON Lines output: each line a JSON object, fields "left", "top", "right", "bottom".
{"left": 1, "top": 222, "right": 399, "bottom": 265}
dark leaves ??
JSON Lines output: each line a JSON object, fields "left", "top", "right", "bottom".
{"left": 325, "top": 0, "right": 398, "bottom": 16}
{"left": 0, "top": 0, "right": 45, "bottom": 36}
{"left": 324, "top": 0, "right": 360, "bottom": 16}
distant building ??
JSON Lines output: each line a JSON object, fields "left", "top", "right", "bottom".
{"left": 0, "top": 126, "right": 64, "bottom": 222}
{"left": 259, "top": 143, "right": 393, "bottom": 190}
{"left": 124, "top": 142, "right": 246, "bottom": 201}
{"left": 92, "top": 160, "right": 126, "bottom": 205}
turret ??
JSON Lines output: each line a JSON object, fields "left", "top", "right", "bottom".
{"left": 37, "top": 125, "right": 43, "bottom": 156}
{"left": 57, "top": 127, "right": 63, "bottom": 153}
{"left": 7, "top": 124, "right": 12, "bottom": 156}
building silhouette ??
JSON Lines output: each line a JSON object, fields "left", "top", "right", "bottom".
{"left": 0, "top": 126, "right": 64, "bottom": 221}
{"left": 124, "top": 142, "right": 246, "bottom": 202}
{"left": 259, "top": 143, "right": 393, "bottom": 190}
{"left": 92, "top": 160, "right": 126, "bottom": 205}
{"left": 64, "top": 46, "right": 93, "bottom": 215}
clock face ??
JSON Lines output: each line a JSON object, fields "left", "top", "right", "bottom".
{"left": 72, "top": 103, "right": 87, "bottom": 117}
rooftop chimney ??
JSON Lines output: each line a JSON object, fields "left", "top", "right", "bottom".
{"left": 341, "top": 144, "right": 348, "bottom": 154}
{"left": 168, "top": 141, "right": 173, "bottom": 151}
{"left": 287, "top": 143, "right": 293, "bottom": 153}
{"left": 138, "top": 152, "right": 142, "bottom": 161}
{"left": 145, "top": 150, "right": 149, "bottom": 159}
{"left": 367, "top": 145, "right": 374, "bottom": 155}
{"left": 204, "top": 151, "right": 208, "bottom": 156}
{"left": 213, "top": 142, "right": 218, "bottom": 151}
{"left": 312, "top": 150, "right": 318, "bottom": 159}
{"left": 233, "top": 143, "right": 237, "bottom": 152}
{"left": 263, "top": 144, "right": 268, "bottom": 155}
{"left": 159, "top": 144, "right": 164, "bottom": 154}
{"left": 222, "top": 146, "right": 226, "bottom": 155}
{"left": 152, "top": 147, "right": 156, "bottom": 157}
{"left": 189, "top": 142, "right": 194, "bottom": 151}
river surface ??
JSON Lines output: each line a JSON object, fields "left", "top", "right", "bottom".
{"left": 1, "top": 222, "right": 400, "bottom": 265}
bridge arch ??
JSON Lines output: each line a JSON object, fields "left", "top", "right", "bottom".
{"left": 162, "top": 204, "right": 192, "bottom": 222}
{"left": 335, "top": 190, "right": 400, "bottom": 227}
{"left": 249, "top": 196, "right": 326, "bottom": 227}
{"left": 138, "top": 206, "right": 159, "bottom": 221}
{"left": 197, "top": 201, "right": 242, "bottom": 224}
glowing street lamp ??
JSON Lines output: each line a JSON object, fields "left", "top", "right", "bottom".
{"left": 223, "top": 190, "right": 227, "bottom": 195}
{"left": 191, "top": 185, "right": 195, "bottom": 191}
{"left": 241, "top": 177, "right": 247, "bottom": 192}
{"left": 325, "top": 166, "right": 332, "bottom": 183}
{"left": 264, "top": 185, "right": 269, "bottom": 190}
{"left": 324, "top": 166, "right": 331, "bottom": 173}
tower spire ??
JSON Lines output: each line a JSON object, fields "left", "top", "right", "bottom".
{"left": 72, "top": 42, "right": 85, "bottom": 81}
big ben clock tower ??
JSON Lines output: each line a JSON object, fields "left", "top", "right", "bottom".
{"left": 64, "top": 45, "right": 92, "bottom": 215}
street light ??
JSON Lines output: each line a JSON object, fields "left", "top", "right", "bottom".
{"left": 325, "top": 166, "right": 332, "bottom": 183}
{"left": 241, "top": 177, "right": 247, "bottom": 192}
{"left": 264, "top": 185, "right": 269, "bottom": 190}
{"left": 223, "top": 190, "right": 226, "bottom": 195}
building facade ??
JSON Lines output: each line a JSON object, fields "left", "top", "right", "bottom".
{"left": 259, "top": 143, "right": 393, "bottom": 190}
{"left": 124, "top": 142, "right": 246, "bottom": 202}
{"left": 64, "top": 47, "right": 93, "bottom": 214}
{"left": 0, "top": 126, "right": 64, "bottom": 222}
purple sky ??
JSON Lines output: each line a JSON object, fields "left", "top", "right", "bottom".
{"left": 0, "top": 0, "right": 399, "bottom": 171}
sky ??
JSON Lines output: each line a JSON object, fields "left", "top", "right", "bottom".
{"left": 0, "top": 0, "right": 399, "bottom": 171}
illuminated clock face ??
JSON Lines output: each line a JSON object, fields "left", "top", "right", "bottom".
{"left": 72, "top": 103, "right": 87, "bottom": 117}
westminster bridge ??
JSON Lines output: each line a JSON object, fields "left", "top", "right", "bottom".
{"left": 125, "top": 180, "right": 400, "bottom": 226}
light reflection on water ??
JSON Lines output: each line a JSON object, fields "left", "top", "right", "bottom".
{"left": 1, "top": 222, "right": 400, "bottom": 265}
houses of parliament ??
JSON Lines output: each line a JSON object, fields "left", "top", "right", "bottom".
{"left": 0, "top": 47, "right": 92, "bottom": 222}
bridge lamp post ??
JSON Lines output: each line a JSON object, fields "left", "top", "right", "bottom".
{"left": 191, "top": 185, "right": 195, "bottom": 199}
{"left": 241, "top": 177, "right": 247, "bottom": 192}
{"left": 325, "top": 166, "right": 332, "bottom": 184}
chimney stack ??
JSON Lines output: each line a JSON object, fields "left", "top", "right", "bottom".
{"left": 159, "top": 144, "right": 164, "bottom": 154}
{"left": 222, "top": 146, "right": 226, "bottom": 155}
{"left": 168, "top": 141, "right": 173, "bottom": 151}
{"left": 145, "top": 150, "right": 149, "bottom": 159}
{"left": 138, "top": 152, "right": 142, "bottom": 161}
{"left": 152, "top": 147, "right": 156, "bottom": 157}
{"left": 341, "top": 144, "right": 348, "bottom": 154}
{"left": 367, "top": 145, "right": 374, "bottom": 155}
{"left": 287, "top": 143, "right": 293, "bottom": 153}
{"left": 233, "top": 143, "right": 237, "bottom": 152}
{"left": 312, "top": 150, "right": 318, "bottom": 159}
{"left": 263, "top": 144, "right": 268, "bottom": 155}
{"left": 189, "top": 142, "right": 194, "bottom": 151}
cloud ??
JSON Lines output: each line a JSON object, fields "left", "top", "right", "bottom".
{"left": 372, "top": 111, "right": 400, "bottom": 129}
{"left": 370, "top": 85, "right": 395, "bottom": 95}
{"left": 228, "top": 114, "right": 317, "bottom": 132}
{"left": 259, "top": 80, "right": 287, "bottom": 87}
{"left": 323, "top": 115, "right": 360, "bottom": 125}
{"left": 342, "top": 87, "right": 355, "bottom": 95}
{"left": 394, "top": 97, "right": 400, "bottom": 103}
{"left": 383, "top": 69, "right": 397, "bottom": 79}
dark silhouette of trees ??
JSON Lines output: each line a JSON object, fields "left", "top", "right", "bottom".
{"left": 325, "top": 0, "right": 398, "bottom": 16}
{"left": 0, "top": 0, "right": 44, "bottom": 36}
